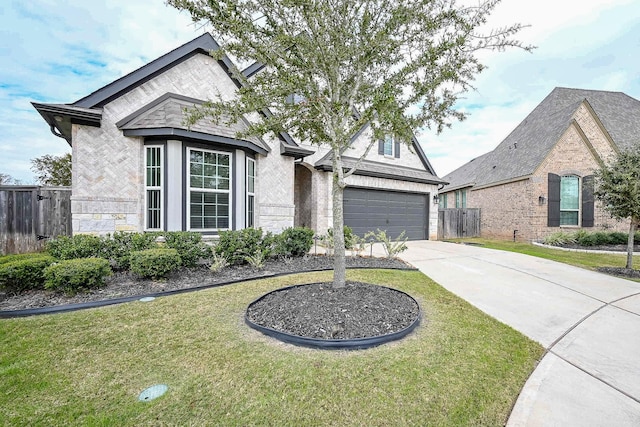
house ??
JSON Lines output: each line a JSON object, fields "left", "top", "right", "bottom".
{"left": 33, "top": 33, "right": 444, "bottom": 240}
{"left": 440, "top": 87, "right": 640, "bottom": 241}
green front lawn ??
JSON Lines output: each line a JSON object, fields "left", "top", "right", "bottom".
{"left": 450, "top": 238, "right": 638, "bottom": 272}
{"left": 0, "top": 269, "right": 542, "bottom": 426}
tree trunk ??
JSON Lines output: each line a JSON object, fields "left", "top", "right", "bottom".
{"left": 331, "top": 151, "right": 346, "bottom": 289}
{"left": 627, "top": 220, "right": 637, "bottom": 270}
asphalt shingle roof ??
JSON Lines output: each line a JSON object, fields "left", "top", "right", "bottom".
{"left": 442, "top": 87, "right": 640, "bottom": 189}
{"left": 117, "top": 93, "right": 269, "bottom": 151}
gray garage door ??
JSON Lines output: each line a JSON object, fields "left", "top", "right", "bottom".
{"left": 343, "top": 188, "right": 428, "bottom": 240}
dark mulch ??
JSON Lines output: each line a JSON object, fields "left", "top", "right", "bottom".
{"left": 246, "top": 281, "right": 419, "bottom": 340}
{"left": 597, "top": 267, "right": 640, "bottom": 279}
{"left": 0, "top": 255, "right": 412, "bottom": 312}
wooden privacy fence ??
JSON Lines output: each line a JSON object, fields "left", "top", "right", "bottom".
{"left": 438, "top": 208, "right": 481, "bottom": 240}
{"left": 0, "top": 186, "right": 72, "bottom": 255}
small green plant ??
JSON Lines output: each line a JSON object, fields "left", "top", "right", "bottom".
{"left": 320, "top": 226, "right": 355, "bottom": 255}
{"left": 349, "top": 235, "right": 367, "bottom": 256}
{"left": 46, "top": 234, "right": 105, "bottom": 260}
{"left": 208, "top": 253, "right": 229, "bottom": 273}
{"left": 275, "top": 227, "right": 314, "bottom": 257}
{"left": 244, "top": 250, "right": 267, "bottom": 269}
{"left": 164, "top": 231, "right": 210, "bottom": 267}
{"left": 43, "top": 258, "right": 112, "bottom": 294}
{"left": 130, "top": 248, "right": 181, "bottom": 279}
{"left": 365, "top": 229, "right": 408, "bottom": 258}
{"left": 542, "top": 231, "right": 576, "bottom": 246}
{"left": 0, "top": 255, "right": 56, "bottom": 293}
{"left": 215, "top": 228, "right": 271, "bottom": 265}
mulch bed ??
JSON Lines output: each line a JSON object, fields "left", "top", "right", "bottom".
{"left": 0, "top": 255, "right": 413, "bottom": 312}
{"left": 596, "top": 267, "right": 640, "bottom": 279}
{"left": 246, "top": 281, "right": 419, "bottom": 340}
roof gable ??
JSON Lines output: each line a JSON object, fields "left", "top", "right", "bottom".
{"left": 74, "top": 33, "right": 238, "bottom": 109}
{"left": 116, "top": 93, "right": 269, "bottom": 154}
{"left": 443, "top": 87, "right": 640, "bottom": 189}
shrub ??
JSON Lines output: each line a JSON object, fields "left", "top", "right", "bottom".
{"left": 43, "top": 258, "right": 112, "bottom": 294}
{"left": 574, "top": 230, "right": 597, "bottom": 247}
{"left": 130, "top": 248, "right": 181, "bottom": 279}
{"left": 163, "top": 231, "right": 210, "bottom": 267}
{"left": 0, "top": 255, "right": 56, "bottom": 293}
{"left": 276, "top": 227, "right": 314, "bottom": 257}
{"left": 542, "top": 231, "right": 576, "bottom": 246}
{"left": 46, "top": 234, "right": 105, "bottom": 260}
{"left": 635, "top": 231, "right": 640, "bottom": 245}
{"left": 102, "top": 232, "right": 158, "bottom": 269}
{"left": 215, "top": 228, "right": 271, "bottom": 265}
{"left": 609, "top": 232, "right": 629, "bottom": 245}
{"left": 365, "top": 229, "right": 408, "bottom": 258}
{"left": 593, "top": 231, "right": 613, "bottom": 246}
{"left": 0, "top": 252, "right": 49, "bottom": 265}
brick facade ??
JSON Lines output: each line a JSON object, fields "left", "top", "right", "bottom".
{"left": 445, "top": 105, "right": 629, "bottom": 241}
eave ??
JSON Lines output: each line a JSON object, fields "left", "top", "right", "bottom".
{"left": 31, "top": 102, "right": 102, "bottom": 145}
{"left": 122, "top": 127, "right": 268, "bottom": 156}
{"left": 280, "top": 142, "right": 315, "bottom": 159}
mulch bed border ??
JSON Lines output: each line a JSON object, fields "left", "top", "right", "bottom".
{"left": 245, "top": 281, "right": 421, "bottom": 350}
{"left": 0, "top": 265, "right": 417, "bottom": 319}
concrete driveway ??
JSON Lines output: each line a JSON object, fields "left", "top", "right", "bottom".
{"left": 391, "top": 240, "right": 640, "bottom": 426}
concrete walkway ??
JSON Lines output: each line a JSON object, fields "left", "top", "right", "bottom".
{"left": 388, "top": 240, "right": 640, "bottom": 426}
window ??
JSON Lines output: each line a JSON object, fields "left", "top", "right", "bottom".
{"left": 454, "top": 190, "right": 467, "bottom": 208}
{"left": 144, "top": 145, "right": 163, "bottom": 230}
{"left": 439, "top": 193, "right": 448, "bottom": 209}
{"left": 383, "top": 135, "right": 394, "bottom": 156}
{"left": 379, "top": 135, "right": 400, "bottom": 158}
{"left": 560, "top": 175, "right": 579, "bottom": 226}
{"left": 247, "top": 158, "right": 256, "bottom": 228}
{"left": 188, "top": 148, "right": 231, "bottom": 231}
{"left": 547, "top": 173, "right": 594, "bottom": 228}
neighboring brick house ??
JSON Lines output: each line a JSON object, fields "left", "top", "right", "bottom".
{"left": 33, "top": 33, "right": 444, "bottom": 240}
{"left": 440, "top": 87, "right": 640, "bottom": 241}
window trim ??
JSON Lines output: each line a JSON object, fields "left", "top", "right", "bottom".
{"left": 144, "top": 145, "right": 164, "bottom": 231}
{"left": 186, "top": 147, "right": 232, "bottom": 232}
{"left": 246, "top": 157, "right": 256, "bottom": 228}
{"left": 559, "top": 175, "right": 581, "bottom": 227}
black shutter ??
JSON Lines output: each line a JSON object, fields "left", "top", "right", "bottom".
{"left": 394, "top": 141, "right": 400, "bottom": 158}
{"left": 378, "top": 140, "right": 384, "bottom": 154}
{"left": 548, "top": 173, "right": 561, "bottom": 227}
{"left": 582, "top": 175, "right": 594, "bottom": 227}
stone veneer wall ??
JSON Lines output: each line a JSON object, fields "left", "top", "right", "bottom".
{"left": 71, "top": 53, "right": 295, "bottom": 235}
{"left": 255, "top": 141, "right": 296, "bottom": 233}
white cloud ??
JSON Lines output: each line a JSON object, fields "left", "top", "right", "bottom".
{"left": 0, "top": 0, "right": 639, "bottom": 182}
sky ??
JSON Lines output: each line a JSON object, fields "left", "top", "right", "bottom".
{"left": 0, "top": 0, "right": 639, "bottom": 183}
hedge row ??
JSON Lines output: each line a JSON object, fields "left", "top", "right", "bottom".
{"left": 543, "top": 230, "right": 640, "bottom": 247}
{"left": 1, "top": 227, "right": 316, "bottom": 294}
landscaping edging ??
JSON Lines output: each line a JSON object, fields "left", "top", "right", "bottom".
{"left": 245, "top": 282, "right": 421, "bottom": 350}
{"left": 0, "top": 266, "right": 417, "bottom": 319}
{"left": 532, "top": 241, "right": 640, "bottom": 255}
